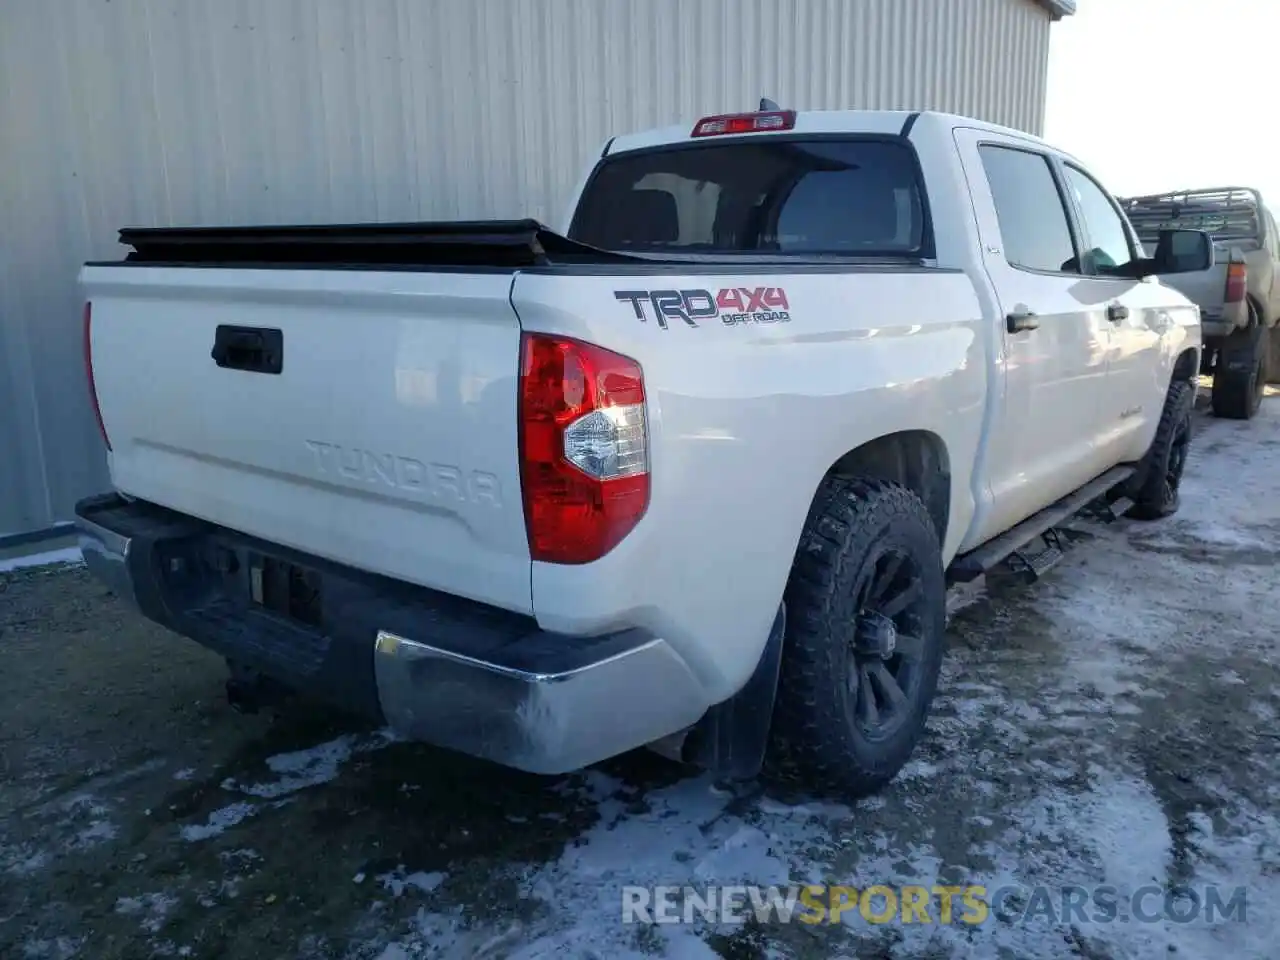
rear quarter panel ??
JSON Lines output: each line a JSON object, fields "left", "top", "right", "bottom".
{"left": 512, "top": 268, "right": 986, "bottom": 703}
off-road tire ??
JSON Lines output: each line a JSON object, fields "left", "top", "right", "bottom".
{"left": 1212, "top": 319, "right": 1267, "bottom": 419}
{"left": 1267, "top": 325, "right": 1280, "bottom": 386}
{"left": 770, "top": 477, "right": 946, "bottom": 797}
{"left": 1128, "top": 380, "right": 1194, "bottom": 520}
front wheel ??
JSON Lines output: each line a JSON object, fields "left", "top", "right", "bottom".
{"left": 1129, "top": 380, "right": 1194, "bottom": 520}
{"left": 771, "top": 477, "right": 946, "bottom": 797}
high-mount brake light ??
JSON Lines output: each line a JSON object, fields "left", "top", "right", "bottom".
{"left": 691, "top": 110, "right": 797, "bottom": 138}
{"left": 518, "top": 333, "right": 649, "bottom": 565}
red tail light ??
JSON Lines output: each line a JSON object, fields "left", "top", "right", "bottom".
{"left": 1225, "top": 262, "right": 1247, "bottom": 303}
{"left": 83, "top": 301, "right": 111, "bottom": 451}
{"left": 518, "top": 333, "right": 649, "bottom": 564}
{"left": 691, "top": 110, "right": 796, "bottom": 138}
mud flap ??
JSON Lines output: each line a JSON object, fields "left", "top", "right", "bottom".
{"left": 1268, "top": 326, "right": 1280, "bottom": 386}
{"left": 1213, "top": 324, "right": 1267, "bottom": 419}
{"left": 685, "top": 604, "right": 786, "bottom": 781}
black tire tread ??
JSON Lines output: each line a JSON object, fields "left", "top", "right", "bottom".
{"left": 770, "top": 477, "right": 945, "bottom": 797}
{"left": 1212, "top": 321, "right": 1266, "bottom": 420}
{"left": 1130, "top": 380, "right": 1194, "bottom": 521}
{"left": 1267, "top": 325, "right": 1280, "bottom": 386}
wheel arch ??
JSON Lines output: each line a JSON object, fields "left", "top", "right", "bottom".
{"left": 1172, "top": 346, "right": 1200, "bottom": 383}
{"left": 825, "top": 430, "right": 952, "bottom": 546}
{"left": 1247, "top": 293, "right": 1266, "bottom": 327}
{"left": 683, "top": 430, "right": 952, "bottom": 783}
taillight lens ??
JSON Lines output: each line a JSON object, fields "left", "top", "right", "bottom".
{"left": 83, "top": 301, "right": 111, "bottom": 450}
{"left": 519, "top": 333, "right": 649, "bottom": 564}
{"left": 1225, "top": 262, "right": 1247, "bottom": 303}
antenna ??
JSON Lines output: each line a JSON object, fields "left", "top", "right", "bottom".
{"left": 759, "top": 97, "right": 781, "bottom": 111}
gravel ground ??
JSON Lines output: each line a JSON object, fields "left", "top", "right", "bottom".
{"left": 2, "top": 398, "right": 1278, "bottom": 960}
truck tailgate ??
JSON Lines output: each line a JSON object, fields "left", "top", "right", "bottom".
{"left": 81, "top": 265, "right": 532, "bottom": 614}
{"left": 1158, "top": 261, "right": 1226, "bottom": 313}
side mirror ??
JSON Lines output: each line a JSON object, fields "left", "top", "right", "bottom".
{"left": 1148, "top": 229, "right": 1214, "bottom": 276}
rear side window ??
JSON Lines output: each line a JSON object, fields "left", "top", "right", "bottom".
{"left": 978, "top": 145, "right": 1078, "bottom": 274}
{"left": 569, "top": 138, "right": 929, "bottom": 257}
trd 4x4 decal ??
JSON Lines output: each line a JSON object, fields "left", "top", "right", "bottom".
{"left": 614, "top": 287, "right": 791, "bottom": 329}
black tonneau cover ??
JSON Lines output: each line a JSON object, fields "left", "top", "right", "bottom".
{"left": 113, "top": 218, "right": 641, "bottom": 268}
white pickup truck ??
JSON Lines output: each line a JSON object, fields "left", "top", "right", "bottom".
{"left": 76, "top": 108, "right": 1211, "bottom": 796}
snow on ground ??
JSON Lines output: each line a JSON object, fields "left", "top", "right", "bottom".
{"left": 359, "top": 405, "right": 1280, "bottom": 958}
{"left": 219, "top": 730, "right": 398, "bottom": 801}
{"left": 2, "top": 403, "right": 1278, "bottom": 959}
{"left": 182, "top": 732, "right": 398, "bottom": 842}
{"left": 0, "top": 546, "right": 82, "bottom": 573}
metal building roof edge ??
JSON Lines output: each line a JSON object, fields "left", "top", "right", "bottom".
{"left": 1036, "top": 0, "right": 1077, "bottom": 18}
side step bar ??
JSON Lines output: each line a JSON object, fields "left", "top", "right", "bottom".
{"left": 1006, "top": 528, "right": 1066, "bottom": 583}
{"left": 947, "top": 465, "right": 1135, "bottom": 584}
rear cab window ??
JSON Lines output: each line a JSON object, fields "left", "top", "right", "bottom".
{"left": 568, "top": 137, "right": 931, "bottom": 258}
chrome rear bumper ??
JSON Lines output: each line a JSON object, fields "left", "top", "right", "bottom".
{"left": 77, "top": 500, "right": 139, "bottom": 607}
{"left": 372, "top": 630, "right": 706, "bottom": 774}
{"left": 74, "top": 493, "right": 708, "bottom": 774}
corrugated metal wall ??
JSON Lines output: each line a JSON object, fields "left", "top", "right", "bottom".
{"left": 0, "top": 0, "right": 1052, "bottom": 534}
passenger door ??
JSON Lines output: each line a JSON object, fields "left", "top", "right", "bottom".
{"left": 953, "top": 130, "right": 1113, "bottom": 547}
{"left": 1056, "top": 161, "right": 1167, "bottom": 465}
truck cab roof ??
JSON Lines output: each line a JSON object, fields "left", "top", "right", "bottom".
{"left": 604, "top": 108, "right": 1055, "bottom": 157}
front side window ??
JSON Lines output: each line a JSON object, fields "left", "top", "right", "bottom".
{"left": 1063, "top": 165, "right": 1137, "bottom": 276}
{"left": 569, "top": 138, "right": 928, "bottom": 256}
{"left": 978, "top": 145, "right": 1078, "bottom": 274}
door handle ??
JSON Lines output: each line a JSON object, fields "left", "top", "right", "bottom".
{"left": 1006, "top": 310, "right": 1039, "bottom": 333}
{"left": 1107, "top": 303, "right": 1129, "bottom": 323}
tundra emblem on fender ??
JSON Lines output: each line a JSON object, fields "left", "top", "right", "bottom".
{"left": 614, "top": 287, "right": 791, "bottom": 329}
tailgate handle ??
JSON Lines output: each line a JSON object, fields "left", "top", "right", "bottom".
{"left": 212, "top": 325, "right": 283, "bottom": 374}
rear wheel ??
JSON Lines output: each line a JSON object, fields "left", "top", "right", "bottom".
{"left": 1212, "top": 318, "right": 1267, "bottom": 419}
{"left": 771, "top": 477, "right": 946, "bottom": 797}
{"left": 1268, "top": 326, "right": 1280, "bottom": 386}
{"left": 1129, "top": 380, "right": 1193, "bottom": 520}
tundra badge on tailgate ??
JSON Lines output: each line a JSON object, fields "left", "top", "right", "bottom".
{"left": 613, "top": 287, "right": 791, "bottom": 329}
